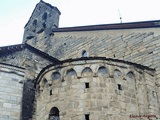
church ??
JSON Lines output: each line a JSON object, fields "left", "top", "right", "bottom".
{"left": 0, "top": 1, "right": 160, "bottom": 120}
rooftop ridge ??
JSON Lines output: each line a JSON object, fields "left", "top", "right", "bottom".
{"left": 0, "top": 43, "right": 60, "bottom": 63}
{"left": 53, "top": 20, "right": 160, "bottom": 32}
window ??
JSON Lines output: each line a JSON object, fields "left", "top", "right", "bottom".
{"left": 50, "top": 90, "right": 52, "bottom": 95}
{"left": 152, "top": 91, "right": 156, "bottom": 97}
{"left": 49, "top": 107, "right": 59, "bottom": 120}
{"left": 42, "top": 12, "right": 47, "bottom": 20}
{"left": 117, "top": 84, "right": 122, "bottom": 90}
{"left": 85, "top": 83, "right": 90, "bottom": 88}
{"left": 85, "top": 114, "right": 90, "bottom": 120}
{"left": 82, "top": 50, "right": 87, "bottom": 57}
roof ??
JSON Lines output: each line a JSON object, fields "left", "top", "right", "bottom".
{"left": 53, "top": 20, "right": 160, "bottom": 32}
{"left": 0, "top": 43, "right": 60, "bottom": 63}
{"left": 0, "top": 44, "right": 25, "bottom": 56}
{"left": 0, "top": 62, "right": 25, "bottom": 70}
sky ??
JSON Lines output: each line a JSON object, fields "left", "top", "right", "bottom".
{"left": 0, "top": 0, "right": 160, "bottom": 47}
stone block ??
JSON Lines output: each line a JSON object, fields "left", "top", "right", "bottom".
{"left": 3, "top": 103, "right": 12, "bottom": 108}
{"left": 124, "top": 92, "right": 131, "bottom": 97}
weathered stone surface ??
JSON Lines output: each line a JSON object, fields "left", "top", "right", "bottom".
{"left": 0, "top": 64, "right": 24, "bottom": 120}
{"left": 21, "top": 80, "right": 35, "bottom": 120}
{"left": 1, "top": 0, "right": 160, "bottom": 120}
{"left": 23, "top": 1, "right": 61, "bottom": 43}
{"left": 35, "top": 59, "right": 159, "bottom": 120}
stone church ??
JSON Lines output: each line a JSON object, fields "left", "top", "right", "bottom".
{"left": 0, "top": 0, "right": 160, "bottom": 120}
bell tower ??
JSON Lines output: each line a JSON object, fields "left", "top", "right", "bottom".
{"left": 23, "top": 0, "right": 61, "bottom": 43}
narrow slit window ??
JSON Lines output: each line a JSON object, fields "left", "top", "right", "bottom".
{"left": 50, "top": 90, "right": 52, "bottom": 95}
{"left": 85, "top": 114, "right": 90, "bottom": 120}
{"left": 152, "top": 91, "right": 156, "bottom": 97}
{"left": 85, "top": 83, "right": 90, "bottom": 88}
{"left": 117, "top": 84, "right": 122, "bottom": 90}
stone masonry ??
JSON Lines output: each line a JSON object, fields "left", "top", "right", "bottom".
{"left": 0, "top": 64, "right": 24, "bottom": 120}
{"left": 0, "top": 0, "right": 160, "bottom": 120}
{"left": 26, "top": 27, "right": 160, "bottom": 116}
{"left": 35, "top": 58, "right": 159, "bottom": 120}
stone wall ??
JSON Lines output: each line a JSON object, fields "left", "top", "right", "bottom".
{"left": 0, "top": 64, "right": 24, "bottom": 120}
{"left": 21, "top": 79, "right": 35, "bottom": 120}
{"left": 27, "top": 28, "right": 160, "bottom": 65}
{"left": 35, "top": 59, "right": 159, "bottom": 120}
{"left": 27, "top": 28, "right": 160, "bottom": 79}
{"left": 26, "top": 28, "right": 160, "bottom": 109}
{"left": 0, "top": 47, "right": 54, "bottom": 80}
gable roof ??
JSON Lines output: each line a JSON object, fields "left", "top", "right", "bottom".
{"left": 53, "top": 20, "right": 160, "bottom": 32}
{"left": 0, "top": 43, "right": 61, "bottom": 64}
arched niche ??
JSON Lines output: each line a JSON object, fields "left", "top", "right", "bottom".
{"left": 82, "top": 67, "right": 93, "bottom": 77}
{"left": 49, "top": 107, "right": 60, "bottom": 120}
{"left": 66, "top": 69, "right": 77, "bottom": 78}
{"left": 40, "top": 78, "right": 48, "bottom": 91}
{"left": 97, "top": 66, "right": 108, "bottom": 75}
{"left": 51, "top": 72, "right": 61, "bottom": 81}
{"left": 113, "top": 69, "right": 123, "bottom": 91}
{"left": 126, "top": 71, "right": 135, "bottom": 83}
{"left": 113, "top": 69, "right": 122, "bottom": 79}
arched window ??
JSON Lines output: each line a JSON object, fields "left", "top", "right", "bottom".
{"left": 82, "top": 50, "right": 87, "bottom": 57}
{"left": 49, "top": 107, "right": 59, "bottom": 120}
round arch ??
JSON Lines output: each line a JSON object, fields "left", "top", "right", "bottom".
{"left": 49, "top": 107, "right": 60, "bottom": 120}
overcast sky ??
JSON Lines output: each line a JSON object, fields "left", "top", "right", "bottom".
{"left": 0, "top": 0, "right": 160, "bottom": 47}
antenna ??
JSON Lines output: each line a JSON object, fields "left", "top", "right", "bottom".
{"left": 118, "top": 9, "right": 122, "bottom": 23}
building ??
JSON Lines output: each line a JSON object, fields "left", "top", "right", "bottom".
{"left": 0, "top": 0, "right": 160, "bottom": 120}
